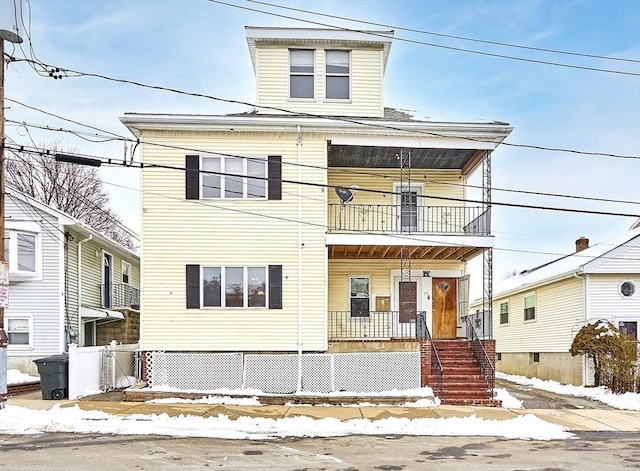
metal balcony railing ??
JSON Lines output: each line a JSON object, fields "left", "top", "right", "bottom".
{"left": 327, "top": 204, "right": 489, "bottom": 235}
{"left": 328, "top": 310, "right": 422, "bottom": 340}
{"left": 101, "top": 283, "right": 140, "bottom": 310}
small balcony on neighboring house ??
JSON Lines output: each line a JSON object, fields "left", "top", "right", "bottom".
{"left": 101, "top": 283, "right": 140, "bottom": 310}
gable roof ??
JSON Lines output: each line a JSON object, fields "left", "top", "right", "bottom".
{"left": 6, "top": 187, "right": 139, "bottom": 259}
{"left": 491, "top": 227, "right": 640, "bottom": 299}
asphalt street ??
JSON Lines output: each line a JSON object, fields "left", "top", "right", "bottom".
{"left": 1, "top": 431, "right": 639, "bottom": 471}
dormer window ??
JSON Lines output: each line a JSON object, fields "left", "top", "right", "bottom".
{"left": 325, "top": 50, "right": 350, "bottom": 100}
{"left": 289, "top": 49, "right": 314, "bottom": 99}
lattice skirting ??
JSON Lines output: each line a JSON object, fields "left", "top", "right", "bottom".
{"left": 145, "top": 351, "right": 420, "bottom": 393}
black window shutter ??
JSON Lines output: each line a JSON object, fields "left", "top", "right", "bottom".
{"left": 268, "top": 265, "right": 283, "bottom": 309}
{"left": 267, "top": 155, "right": 282, "bottom": 200}
{"left": 186, "top": 264, "right": 200, "bottom": 309}
{"left": 185, "top": 155, "right": 200, "bottom": 200}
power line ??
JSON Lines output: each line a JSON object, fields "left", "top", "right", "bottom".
{"left": 5, "top": 143, "right": 640, "bottom": 219}
{"left": 7, "top": 118, "right": 639, "bottom": 208}
{"left": 4, "top": 64, "right": 639, "bottom": 161}
{"left": 208, "top": 0, "right": 640, "bottom": 77}
{"left": 245, "top": 0, "right": 640, "bottom": 64}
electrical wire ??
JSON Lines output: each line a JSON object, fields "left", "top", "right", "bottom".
{"left": 5, "top": 55, "right": 639, "bottom": 161}
{"left": 5, "top": 143, "right": 639, "bottom": 219}
{"left": 208, "top": 0, "right": 640, "bottom": 77}
{"left": 245, "top": 0, "right": 640, "bottom": 64}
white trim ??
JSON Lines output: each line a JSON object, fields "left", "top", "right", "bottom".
{"left": 326, "top": 233, "right": 494, "bottom": 248}
{"left": 331, "top": 134, "right": 499, "bottom": 150}
{"left": 348, "top": 275, "right": 372, "bottom": 314}
{"left": 523, "top": 292, "right": 537, "bottom": 322}
{"left": 4, "top": 228, "right": 42, "bottom": 280}
{"left": 122, "top": 260, "right": 132, "bottom": 285}
{"left": 102, "top": 250, "right": 114, "bottom": 307}
{"left": 80, "top": 306, "right": 125, "bottom": 321}
{"left": 4, "top": 314, "right": 34, "bottom": 350}
{"left": 58, "top": 227, "right": 66, "bottom": 352}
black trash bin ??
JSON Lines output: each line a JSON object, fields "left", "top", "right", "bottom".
{"left": 33, "top": 354, "right": 69, "bottom": 400}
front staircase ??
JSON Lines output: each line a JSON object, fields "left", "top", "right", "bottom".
{"left": 426, "top": 339, "right": 498, "bottom": 406}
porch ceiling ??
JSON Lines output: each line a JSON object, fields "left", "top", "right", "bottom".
{"left": 327, "top": 144, "right": 482, "bottom": 172}
{"left": 328, "top": 245, "right": 484, "bottom": 261}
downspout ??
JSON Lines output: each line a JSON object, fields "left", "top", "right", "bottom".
{"left": 77, "top": 234, "right": 93, "bottom": 345}
{"left": 296, "top": 125, "right": 303, "bottom": 393}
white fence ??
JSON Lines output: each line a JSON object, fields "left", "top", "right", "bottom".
{"left": 146, "top": 351, "right": 421, "bottom": 393}
{"left": 68, "top": 343, "right": 138, "bottom": 399}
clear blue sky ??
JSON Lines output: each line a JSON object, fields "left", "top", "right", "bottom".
{"left": 4, "top": 0, "right": 640, "bottom": 296}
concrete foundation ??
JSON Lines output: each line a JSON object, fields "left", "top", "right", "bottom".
{"left": 497, "top": 352, "right": 583, "bottom": 385}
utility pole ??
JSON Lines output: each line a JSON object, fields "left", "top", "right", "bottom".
{"left": 1, "top": 0, "right": 24, "bottom": 410}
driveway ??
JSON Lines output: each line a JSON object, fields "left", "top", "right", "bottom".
{"left": 495, "top": 378, "right": 615, "bottom": 409}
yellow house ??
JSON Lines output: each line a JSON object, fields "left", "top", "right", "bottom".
{"left": 471, "top": 230, "right": 640, "bottom": 386}
{"left": 121, "top": 27, "right": 512, "bottom": 403}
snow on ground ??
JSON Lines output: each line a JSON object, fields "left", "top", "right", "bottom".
{"left": 7, "top": 370, "right": 39, "bottom": 384}
{"left": 497, "top": 372, "right": 640, "bottom": 411}
{"left": 0, "top": 404, "right": 573, "bottom": 440}
{"left": 494, "top": 388, "right": 524, "bottom": 409}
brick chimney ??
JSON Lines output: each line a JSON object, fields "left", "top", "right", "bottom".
{"left": 575, "top": 237, "right": 589, "bottom": 253}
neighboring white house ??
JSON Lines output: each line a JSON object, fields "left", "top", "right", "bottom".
{"left": 471, "top": 229, "right": 640, "bottom": 386}
{"left": 3, "top": 188, "right": 140, "bottom": 375}
{"left": 120, "top": 27, "right": 512, "bottom": 401}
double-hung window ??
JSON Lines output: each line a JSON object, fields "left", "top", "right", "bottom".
{"left": 499, "top": 301, "right": 509, "bottom": 325}
{"left": 6, "top": 317, "right": 32, "bottom": 348}
{"left": 325, "top": 50, "right": 350, "bottom": 100}
{"left": 524, "top": 293, "right": 536, "bottom": 321}
{"left": 201, "top": 156, "right": 266, "bottom": 199}
{"left": 349, "top": 276, "right": 370, "bottom": 317}
{"left": 188, "top": 264, "right": 282, "bottom": 310}
{"left": 4, "top": 226, "right": 40, "bottom": 278}
{"left": 289, "top": 49, "right": 314, "bottom": 99}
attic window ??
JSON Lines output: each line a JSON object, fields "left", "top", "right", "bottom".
{"left": 325, "top": 50, "right": 350, "bottom": 100}
{"left": 289, "top": 49, "right": 314, "bottom": 99}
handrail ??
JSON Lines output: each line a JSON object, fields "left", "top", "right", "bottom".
{"left": 465, "top": 316, "right": 495, "bottom": 394}
{"left": 417, "top": 311, "right": 443, "bottom": 396}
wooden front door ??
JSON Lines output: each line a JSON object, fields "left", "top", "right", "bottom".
{"left": 432, "top": 277, "right": 457, "bottom": 339}
{"left": 399, "top": 281, "right": 417, "bottom": 323}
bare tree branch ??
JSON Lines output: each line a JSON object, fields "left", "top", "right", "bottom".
{"left": 6, "top": 141, "right": 136, "bottom": 250}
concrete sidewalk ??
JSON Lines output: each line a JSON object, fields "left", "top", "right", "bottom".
{"left": 7, "top": 394, "right": 640, "bottom": 432}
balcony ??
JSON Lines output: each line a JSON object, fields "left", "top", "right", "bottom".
{"left": 101, "top": 283, "right": 140, "bottom": 310}
{"left": 327, "top": 204, "right": 489, "bottom": 235}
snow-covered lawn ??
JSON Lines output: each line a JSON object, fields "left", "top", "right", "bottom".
{"left": 497, "top": 372, "right": 640, "bottom": 411}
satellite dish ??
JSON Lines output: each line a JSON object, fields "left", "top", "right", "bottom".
{"left": 335, "top": 186, "right": 354, "bottom": 204}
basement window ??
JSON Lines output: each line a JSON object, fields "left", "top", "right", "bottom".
{"left": 531, "top": 352, "right": 540, "bottom": 363}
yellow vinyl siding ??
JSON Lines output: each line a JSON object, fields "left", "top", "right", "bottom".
{"left": 494, "top": 277, "right": 583, "bottom": 353}
{"left": 328, "top": 168, "right": 465, "bottom": 205}
{"left": 139, "top": 130, "right": 327, "bottom": 351}
{"left": 329, "top": 259, "right": 463, "bottom": 312}
{"left": 256, "top": 46, "right": 384, "bottom": 117}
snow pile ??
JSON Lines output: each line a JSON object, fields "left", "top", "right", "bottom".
{"left": 7, "top": 369, "right": 39, "bottom": 385}
{"left": 494, "top": 387, "right": 523, "bottom": 409}
{"left": 497, "top": 372, "right": 640, "bottom": 411}
{"left": 0, "top": 404, "right": 573, "bottom": 440}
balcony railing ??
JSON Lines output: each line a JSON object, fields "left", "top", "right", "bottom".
{"left": 328, "top": 310, "right": 423, "bottom": 340}
{"left": 101, "top": 283, "right": 140, "bottom": 310}
{"left": 327, "top": 204, "right": 489, "bottom": 235}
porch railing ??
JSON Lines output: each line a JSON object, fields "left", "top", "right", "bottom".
{"left": 465, "top": 316, "right": 495, "bottom": 395}
{"left": 327, "top": 204, "right": 489, "bottom": 235}
{"left": 328, "top": 310, "right": 420, "bottom": 340}
{"left": 466, "top": 310, "right": 493, "bottom": 339}
{"left": 417, "top": 311, "right": 444, "bottom": 396}
{"left": 101, "top": 283, "right": 140, "bottom": 310}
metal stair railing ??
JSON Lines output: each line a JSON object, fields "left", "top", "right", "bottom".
{"left": 465, "top": 316, "right": 495, "bottom": 394}
{"left": 417, "top": 311, "right": 443, "bottom": 396}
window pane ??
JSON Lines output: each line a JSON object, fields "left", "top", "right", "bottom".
{"left": 290, "top": 50, "right": 314, "bottom": 71}
{"left": 290, "top": 76, "right": 314, "bottom": 98}
{"left": 326, "top": 76, "right": 349, "bottom": 99}
{"left": 326, "top": 50, "right": 349, "bottom": 70}
{"left": 17, "top": 233, "right": 36, "bottom": 272}
{"left": 500, "top": 302, "right": 508, "bottom": 314}
{"left": 225, "top": 157, "right": 244, "bottom": 198}
{"left": 351, "top": 297, "right": 369, "bottom": 317}
{"left": 7, "top": 319, "right": 29, "bottom": 345}
{"left": 202, "top": 158, "right": 221, "bottom": 198}
{"left": 203, "top": 267, "right": 221, "bottom": 307}
{"left": 350, "top": 277, "right": 370, "bottom": 297}
{"left": 247, "top": 159, "right": 266, "bottom": 198}
{"left": 524, "top": 295, "right": 535, "bottom": 309}
{"left": 225, "top": 267, "right": 244, "bottom": 307}
{"left": 247, "top": 267, "right": 266, "bottom": 307}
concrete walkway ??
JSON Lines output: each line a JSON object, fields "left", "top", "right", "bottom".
{"left": 7, "top": 394, "right": 640, "bottom": 432}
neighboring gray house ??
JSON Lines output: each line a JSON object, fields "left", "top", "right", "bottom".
{"left": 3, "top": 188, "right": 140, "bottom": 375}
